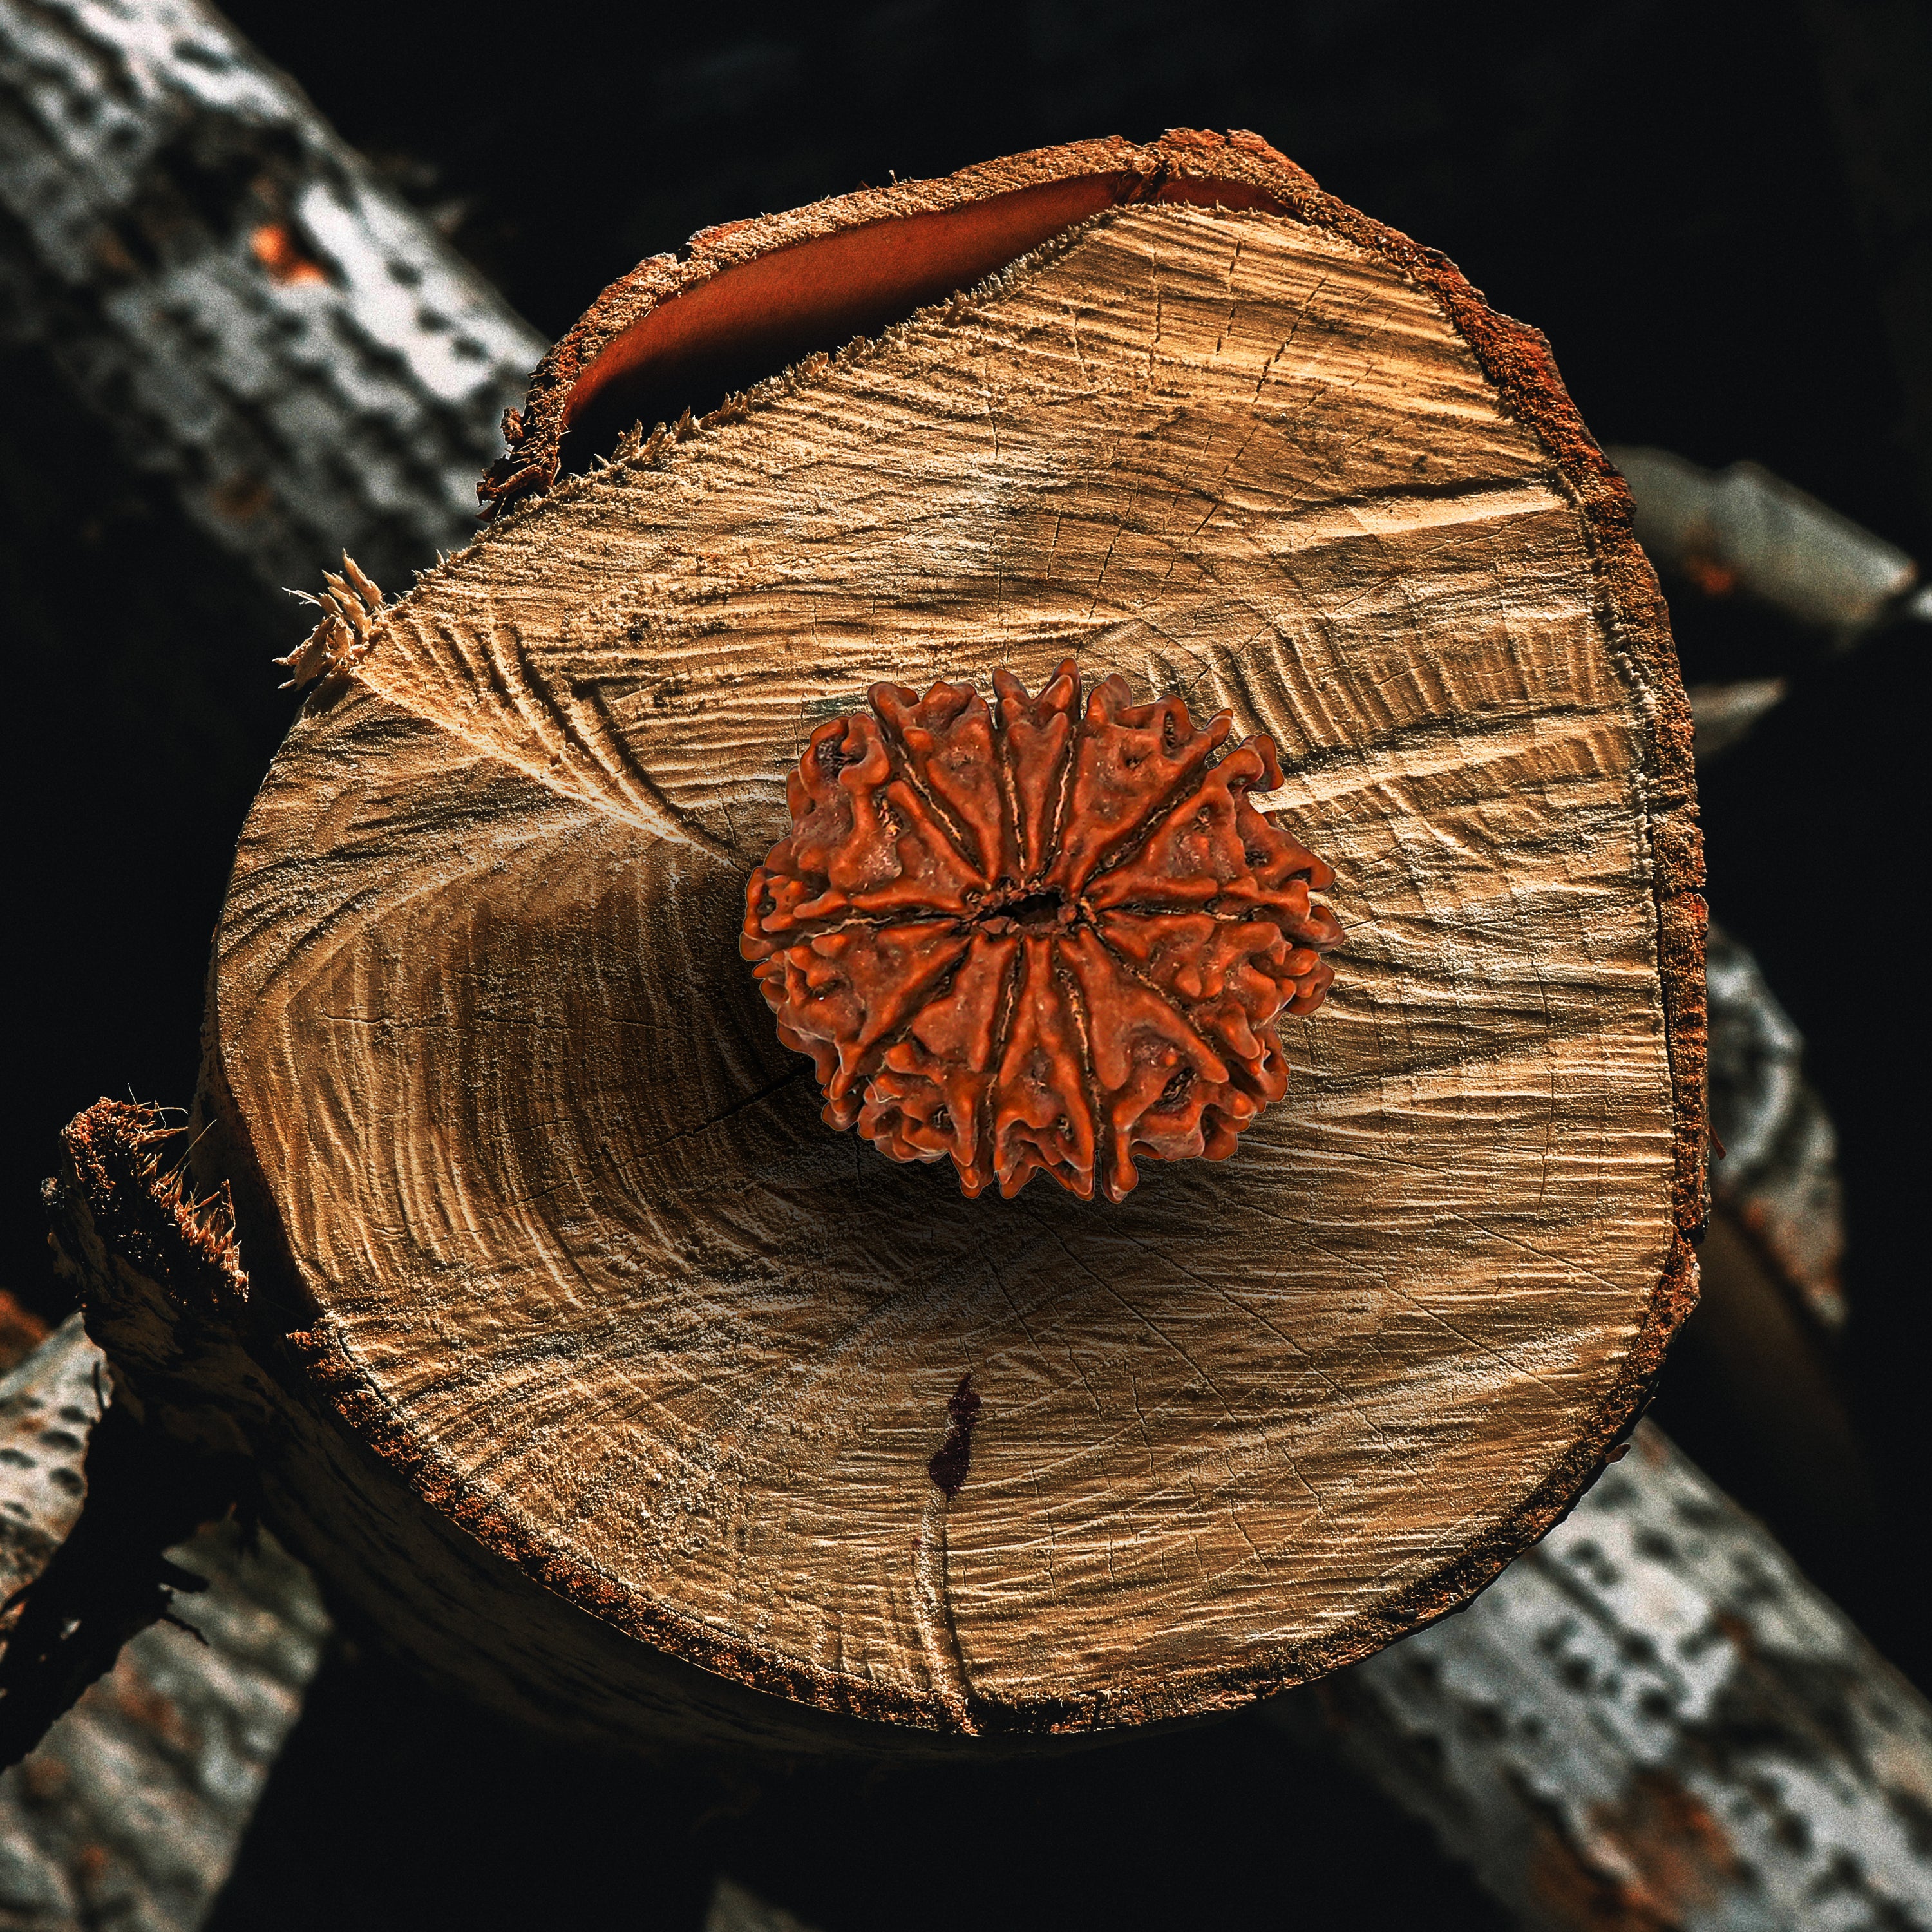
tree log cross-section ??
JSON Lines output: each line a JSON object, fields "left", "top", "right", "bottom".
{"left": 66, "top": 131, "right": 1701, "bottom": 1756}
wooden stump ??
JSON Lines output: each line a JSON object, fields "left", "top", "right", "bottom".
{"left": 115, "top": 131, "right": 1703, "bottom": 1754}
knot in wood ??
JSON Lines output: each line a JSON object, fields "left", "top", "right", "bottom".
{"left": 741, "top": 661, "right": 1342, "bottom": 1202}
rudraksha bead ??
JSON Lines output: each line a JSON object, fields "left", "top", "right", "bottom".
{"left": 742, "top": 661, "right": 1341, "bottom": 1201}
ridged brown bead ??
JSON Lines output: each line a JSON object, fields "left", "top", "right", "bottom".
{"left": 741, "top": 661, "right": 1343, "bottom": 1202}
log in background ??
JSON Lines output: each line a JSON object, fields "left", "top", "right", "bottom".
{"left": 1, "top": 0, "right": 1927, "bottom": 1924}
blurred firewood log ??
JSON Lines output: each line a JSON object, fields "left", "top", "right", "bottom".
{"left": 0, "top": 0, "right": 542, "bottom": 591}
{"left": 1689, "top": 928, "right": 1875, "bottom": 1558}
{"left": 1274, "top": 1421, "right": 1932, "bottom": 1930}
{"left": 0, "top": 1320, "right": 328, "bottom": 1931}
{"left": 1611, "top": 447, "right": 1927, "bottom": 646}
{"left": 1613, "top": 446, "right": 1929, "bottom": 773}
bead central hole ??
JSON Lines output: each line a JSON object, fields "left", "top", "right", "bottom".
{"left": 998, "top": 889, "right": 1066, "bottom": 932}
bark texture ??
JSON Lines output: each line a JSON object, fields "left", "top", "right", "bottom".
{"left": 0, "top": 0, "right": 542, "bottom": 589}
{"left": 0, "top": 1326, "right": 99, "bottom": 1629}
{"left": 0, "top": 1324, "right": 329, "bottom": 1932}
{"left": 180, "top": 133, "right": 1705, "bottom": 1750}
{"left": 1704, "top": 923, "right": 1843, "bottom": 1331}
{"left": 1284, "top": 1421, "right": 1932, "bottom": 1930}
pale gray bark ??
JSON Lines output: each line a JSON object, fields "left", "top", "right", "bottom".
{"left": 1705, "top": 924, "right": 1846, "bottom": 1332}
{"left": 1276, "top": 1421, "right": 1932, "bottom": 1930}
{"left": 0, "top": 1324, "right": 329, "bottom": 1932}
{"left": 1686, "top": 680, "right": 1788, "bottom": 762}
{"left": 1610, "top": 446, "right": 1927, "bottom": 640}
{"left": 0, "top": 0, "right": 544, "bottom": 591}
{"left": 704, "top": 1878, "right": 822, "bottom": 1932}
{"left": 0, "top": 1324, "right": 99, "bottom": 1617}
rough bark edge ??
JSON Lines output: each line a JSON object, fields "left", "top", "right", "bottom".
{"left": 50, "top": 1103, "right": 271, "bottom": 1462}
{"left": 218, "top": 129, "right": 1707, "bottom": 1740}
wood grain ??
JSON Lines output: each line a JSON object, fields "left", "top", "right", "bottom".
{"left": 198, "top": 135, "right": 1704, "bottom": 1748}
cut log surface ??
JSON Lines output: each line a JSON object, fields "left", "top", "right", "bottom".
{"left": 192, "top": 132, "right": 1704, "bottom": 1750}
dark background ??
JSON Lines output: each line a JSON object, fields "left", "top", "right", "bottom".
{"left": 4, "top": 1, "right": 1928, "bottom": 1922}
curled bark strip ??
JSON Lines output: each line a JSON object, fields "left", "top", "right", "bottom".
{"left": 480, "top": 130, "right": 1316, "bottom": 515}
{"left": 744, "top": 663, "right": 1341, "bottom": 1201}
